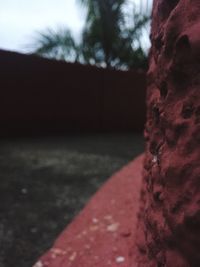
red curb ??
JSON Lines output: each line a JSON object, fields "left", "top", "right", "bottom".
{"left": 34, "top": 154, "right": 144, "bottom": 267}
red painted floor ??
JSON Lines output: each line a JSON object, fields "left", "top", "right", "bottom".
{"left": 34, "top": 154, "right": 144, "bottom": 267}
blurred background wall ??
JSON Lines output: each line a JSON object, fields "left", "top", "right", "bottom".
{"left": 0, "top": 50, "right": 146, "bottom": 136}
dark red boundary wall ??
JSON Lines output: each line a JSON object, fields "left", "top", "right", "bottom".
{"left": 0, "top": 50, "right": 146, "bottom": 136}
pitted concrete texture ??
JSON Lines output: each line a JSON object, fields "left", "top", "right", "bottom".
{"left": 135, "top": 0, "right": 200, "bottom": 266}
{"left": 34, "top": 155, "right": 144, "bottom": 267}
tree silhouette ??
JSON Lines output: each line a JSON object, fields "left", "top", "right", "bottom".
{"left": 30, "top": 0, "right": 151, "bottom": 69}
{"left": 32, "top": 28, "right": 82, "bottom": 62}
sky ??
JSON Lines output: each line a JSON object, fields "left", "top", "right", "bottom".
{"left": 0, "top": 0, "right": 152, "bottom": 53}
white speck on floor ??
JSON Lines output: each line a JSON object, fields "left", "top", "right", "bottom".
{"left": 92, "top": 218, "right": 99, "bottom": 223}
{"left": 116, "top": 256, "right": 125, "bottom": 263}
{"left": 69, "top": 251, "right": 77, "bottom": 261}
{"left": 33, "top": 261, "right": 43, "bottom": 267}
{"left": 21, "top": 188, "right": 28, "bottom": 194}
{"left": 107, "top": 222, "right": 119, "bottom": 232}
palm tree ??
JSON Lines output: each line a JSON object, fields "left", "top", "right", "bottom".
{"left": 80, "top": 0, "right": 149, "bottom": 68}
{"left": 30, "top": 28, "right": 83, "bottom": 63}
{"left": 30, "top": 0, "right": 151, "bottom": 69}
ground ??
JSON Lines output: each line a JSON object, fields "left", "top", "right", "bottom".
{"left": 0, "top": 133, "right": 143, "bottom": 267}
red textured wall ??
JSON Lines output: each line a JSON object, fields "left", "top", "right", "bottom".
{"left": 0, "top": 50, "right": 146, "bottom": 136}
{"left": 136, "top": 0, "right": 200, "bottom": 266}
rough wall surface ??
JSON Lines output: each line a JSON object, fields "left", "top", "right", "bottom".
{"left": 136, "top": 0, "right": 200, "bottom": 266}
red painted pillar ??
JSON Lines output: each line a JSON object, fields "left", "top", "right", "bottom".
{"left": 135, "top": 0, "right": 200, "bottom": 266}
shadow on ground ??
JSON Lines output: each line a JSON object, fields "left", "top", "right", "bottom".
{"left": 0, "top": 133, "right": 144, "bottom": 267}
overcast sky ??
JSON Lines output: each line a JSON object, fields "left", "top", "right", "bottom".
{"left": 0, "top": 0, "right": 152, "bottom": 53}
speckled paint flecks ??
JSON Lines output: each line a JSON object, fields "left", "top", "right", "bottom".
{"left": 34, "top": 155, "right": 144, "bottom": 267}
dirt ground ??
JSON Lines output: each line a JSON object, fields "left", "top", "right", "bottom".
{"left": 0, "top": 133, "right": 144, "bottom": 267}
